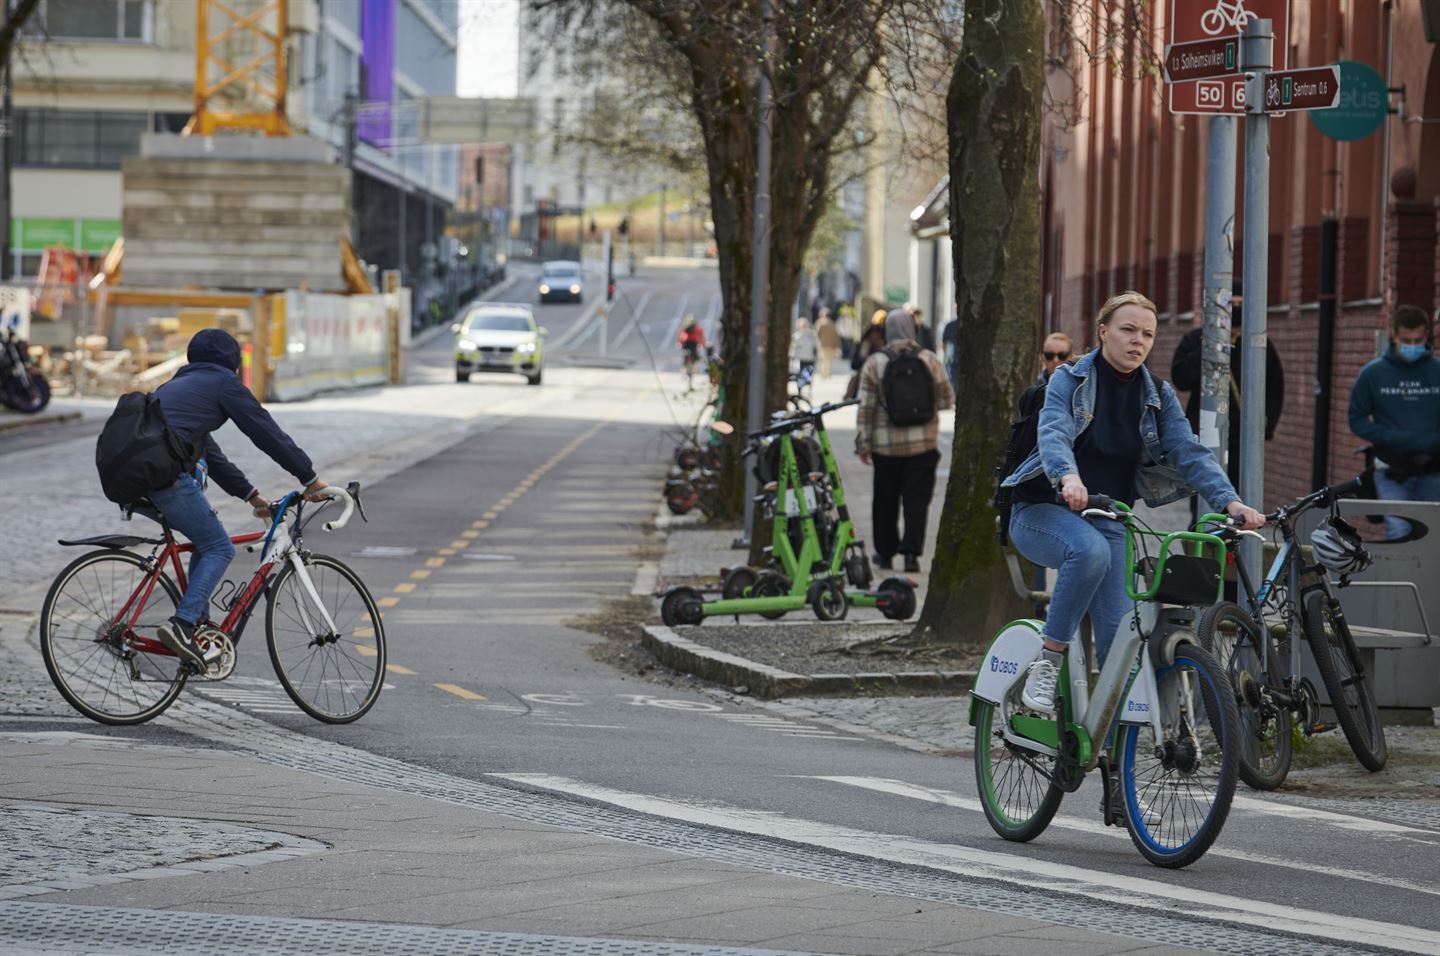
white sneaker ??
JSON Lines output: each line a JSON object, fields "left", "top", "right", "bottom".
{"left": 1021, "top": 659, "right": 1059, "bottom": 713}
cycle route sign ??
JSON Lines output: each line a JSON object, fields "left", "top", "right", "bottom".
{"left": 1169, "top": 0, "right": 1289, "bottom": 115}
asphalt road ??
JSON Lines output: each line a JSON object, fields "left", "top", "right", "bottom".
{"left": 2, "top": 262, "right": 1438, "bottom": 955}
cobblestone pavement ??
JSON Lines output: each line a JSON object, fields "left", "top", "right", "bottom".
{"left": 0, "top": 804, "right": 324, "bottom": 896}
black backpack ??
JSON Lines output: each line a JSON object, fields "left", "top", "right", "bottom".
{"left": 992, "top": 380, "right": 1048, "bottom": 546}
{"left": 881, "top": 349, "right": 935, "bottom": 426}
{"left": 95, "top": 392, "right": 199, "bottom": 505}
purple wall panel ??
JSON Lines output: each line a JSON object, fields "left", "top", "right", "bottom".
{"left": 358, "top": 0, "right": 395, "bottom": 147}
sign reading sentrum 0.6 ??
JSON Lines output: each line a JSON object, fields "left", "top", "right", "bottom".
{"left": 1169, "top": 0, "right": 1290, "bottom": 115}
{"left": 1256, "top": 66, "right": 1342, "bottom": 114}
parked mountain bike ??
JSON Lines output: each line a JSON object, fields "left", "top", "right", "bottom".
{"left": 40, "top": 482, "right": 385, "bottom": 726}
{"left": 971, "top": 495, "right": 1240, "bottom": 869}
{"left": 1195, "top": 478, "right": 1387, "bottom": 789}
{"left": 0, "top": 328, "right": 50, "bottom": 414}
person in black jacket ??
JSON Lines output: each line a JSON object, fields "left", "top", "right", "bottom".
{"left": 150, "top": 328, "right": 328, "bottom": 669}
{"left": 1169, "top": 283, "right": 1284, "bottom": 494}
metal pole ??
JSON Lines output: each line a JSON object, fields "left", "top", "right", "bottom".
{"left": 1199, "top": 116, "right": 1237, "bottom": 493}
{"left": 1239, "top": 18, "right": 1273, "bottom": 578}
{"left": 1, "top": 0, "right": 12, "bottom": 282}
{"left": 741, "top": 0, "right": 773, "bottom": 548}
{"left": 658, "top": 183, "right": 666, "bottom": 258}
{"left": 1311, "top": 217, "right": 1338, "bottom": 490}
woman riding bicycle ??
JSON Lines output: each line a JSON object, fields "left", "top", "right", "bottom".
{"left": 678, "top": 315, "right": 706, "bottom": 368}
{"left": 1000, "top": 291, "right": 1265, "bottom": 714}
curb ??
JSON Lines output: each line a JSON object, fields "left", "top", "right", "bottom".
{"left": 0, "top": 410, "right": 81, "bottom": 435}
{"left": 642, "top": 624, "right": 975, "bottom": 700}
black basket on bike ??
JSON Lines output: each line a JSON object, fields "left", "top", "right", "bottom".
{"left": 753, "top": 435, "right": 823, "bottom": 486}
{"left": 1137, "top": 553, "right": 1221, "bottom": 606}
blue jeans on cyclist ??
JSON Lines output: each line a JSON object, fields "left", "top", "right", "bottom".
{"left": 1009, "top": 500, "right": 1131, "bottom": 670}
{"left": 149, "top": 473, "right": 236, "bottom": 626}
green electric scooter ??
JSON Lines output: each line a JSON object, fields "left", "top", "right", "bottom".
{"left": 659, "top": 400, "right": 917, "bottom": 625}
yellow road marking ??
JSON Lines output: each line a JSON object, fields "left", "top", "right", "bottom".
{"left": 450, "top": 540, "right": 471, "bottom": 550}
{"left": 355, "top": 644, "right": 377, "bottom": 657}
{"left": 378, "top": 597, "right": 400, "bottom": 608}
{"left": 426, "top": 557, "right": 446, "bottom": 568}
{"left": 438, "top": 548, "right": 457, "bottom": 557}
{"left": 482, "top": 511, "right": 497, "bottom": 520}
{"left": 434, "top": 683, "right": 487, "bottom": 701}
{"left": 471, "top": 520, "right": 489, "bottom": 529}
{"left": 386, "top": 664, "right": 417, "bottom": 675}
{"left": 461, "top": 530, "right": 480, "bottom": 538}
{"left": 394, "top": 582, "right": 417, "bottom": 592}
{"left": 408, "top": 570, "right": 430, "bottom": 581}
{"left": 353, "top": 627, "right": 375, "bottom": 637}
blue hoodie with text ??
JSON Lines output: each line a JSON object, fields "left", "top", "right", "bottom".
{"left": 1347, "top": 344, "right": 1440, "bottom": 465}
{"left": 156, "top": 329, "right": 316, "bottom": 500}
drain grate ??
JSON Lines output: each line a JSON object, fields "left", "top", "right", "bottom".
{"left": 0, "top": 901, "right": 835, "bottom": 956}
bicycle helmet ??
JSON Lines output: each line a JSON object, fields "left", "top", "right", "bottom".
{"left": 1310, "top": 516, "right": 1371, "bottom": 575}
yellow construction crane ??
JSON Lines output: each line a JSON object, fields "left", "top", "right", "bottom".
{"left": 185, "top": 0, "right": 290, "bottom": 136}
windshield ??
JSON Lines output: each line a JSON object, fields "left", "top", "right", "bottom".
{"left": 542, "top": 264, "right": 580, "bottom": 278}
{"left": 464, "top": 313, "right": 532, "bottom": 332}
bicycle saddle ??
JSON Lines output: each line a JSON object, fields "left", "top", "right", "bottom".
{"left": 57, "top": 534, "right": 165, "bottom": 549}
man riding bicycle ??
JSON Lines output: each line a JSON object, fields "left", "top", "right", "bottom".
{"left": 678, "top": 315, "right": 706, "bottom": 366}
{"left": 148, "top": 329, "right": 329, "bottom": 670}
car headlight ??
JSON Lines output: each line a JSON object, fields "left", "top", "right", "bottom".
{"left": 569, "top": 284, "right": 581, "bottom": 294}
{"left": 516, "top": 341, "right": 537, "bottom": 354}
{"left": 458, "top": 339, "right": 478, "bottom": 350}
{"left": 538, "top": 284, "right": 550, "bottom": 294}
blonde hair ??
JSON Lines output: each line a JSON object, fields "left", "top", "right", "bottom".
{"left": 870, "top": 309, "right": 888, "bottom": 326}
{"left": 1096, "top": 291, "right": 1158, "bottom": 330}
{"left": 1043, "top": 331, "right": 1073, "bottom": 350}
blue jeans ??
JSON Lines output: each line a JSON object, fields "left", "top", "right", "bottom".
{"left": 1009, "top": 501, "right": 1134, "bottom": 669}
{"left": 149, "top": 474, "right": 236, "bottom": 625}
{"left": 1372, "top": 468, "right": 1440, "bottom": 541}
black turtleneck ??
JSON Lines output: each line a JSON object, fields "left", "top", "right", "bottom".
{"left": 1073, "top": 353, "right": 1144, "bottom": 505}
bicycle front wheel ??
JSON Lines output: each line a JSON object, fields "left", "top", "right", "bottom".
{"left": 973, "top": 699, "right": 1064, "bottom": 842}
{"left": 1303, "top": 591, "right": 1387, "bottom": 771}
{"left": 39, "top": 550, "right": 187, "bottom": 725}
{"left": 266, "top": 554, "right": 386, "bottom": 723}
{"left": 1120, "top": 643, "right": 1240, "bottom": 868}
{"left": 1197, "top": 601, "right": 1292, "bottom": 790}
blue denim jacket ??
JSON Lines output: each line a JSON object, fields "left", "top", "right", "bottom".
{"left": 1001, "top": 349, "right": 1239, "bottom": 509}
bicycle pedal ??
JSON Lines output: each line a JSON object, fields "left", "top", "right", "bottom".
{"left": 1308, "top": 720, "right": 1337, "bottom": 735}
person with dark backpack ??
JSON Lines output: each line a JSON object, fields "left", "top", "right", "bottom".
{"left": 855, "top": 309, "right": 954, "bottom": 573}
{"left": 94, "top": 328, "right": 329, "bottom": 670}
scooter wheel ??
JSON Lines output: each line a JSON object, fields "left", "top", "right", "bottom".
{"left": 660, "top": 587, "right": 705, "bottom": 627}
{"left": 675, "top": 444, "right": 701, "bottom": 469}
{"left": 721, "top": 566, "right": 758, "bottom": 600}
{"left": 877, "top": 577, "right": 917, "bottom": 621}
{"left": 666, "top": 483, "right": 700, "bottom": 515}
{"left": 810, "top": 580, "right": 848, "bottom": 622}
{"left": 753, "top": 572, "right": 790, "bottom": 620}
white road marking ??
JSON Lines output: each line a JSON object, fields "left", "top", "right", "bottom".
{"left": 494, "top": 773, "right": 1440, "bottom": 956}
{"left": 547, "top": 298, "right": 608, "bottom": 351}
{"left": 611, "top": 292, "right": 655, "bottom": 349}
{"left": 1229, "top": 791, "right": 1436, "bottom": 835}
{"left": 811, "top": 775, "right": 1440, "bottom": 899}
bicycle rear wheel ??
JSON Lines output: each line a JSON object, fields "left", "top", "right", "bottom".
{"left": 973, "top": 698, "right": 1064, "bottom": 842}
{"left": 1197, "top": 601, "right": 1292, "bottom": 790}
{"left": 1303, "top": 591, "right": 1387, "bottom": 771}
{"left": 1119, "top": 644, "right": 1239, "bottom": 868}
{"left": 266, "top": 554, "right": 385, "bottom": 723}
{"left": 39, "top": 550, "right": 187, "bottom": 725}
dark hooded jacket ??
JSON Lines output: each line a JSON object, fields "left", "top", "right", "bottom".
{"left": 156, "top": 329, "right": 316, "bottom": 500}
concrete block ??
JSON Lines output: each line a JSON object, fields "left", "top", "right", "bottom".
{"left": 140, "top": 132, "right": 336, "bottom": 164}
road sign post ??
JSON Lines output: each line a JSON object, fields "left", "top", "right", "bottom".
{"left": 1237, "top": 18, "right": 1274, "bottom": 579}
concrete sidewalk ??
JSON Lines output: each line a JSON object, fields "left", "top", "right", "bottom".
{"left": 0, "top": 617, "right": 1181, "bottom": 956}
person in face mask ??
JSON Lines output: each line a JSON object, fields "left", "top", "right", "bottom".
{"left": 1348, "top": 305, "right": 1440, "bottom": 540}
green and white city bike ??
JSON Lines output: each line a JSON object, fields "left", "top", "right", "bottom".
{"left": 971, "top": 496, "right": 1241, "bottom": 869}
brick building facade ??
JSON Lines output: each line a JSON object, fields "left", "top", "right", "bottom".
{"left": 1039, "top": 2, "right": 1440, "bottom": 508}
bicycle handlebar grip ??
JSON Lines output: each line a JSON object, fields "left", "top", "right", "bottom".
{"left": 820, "top": 398, "right": 861, "bottom": 412}
{"left": 1054, "top": 492, "right": 1115, "bottom": 510}
{"left": 1332, "top": 476, "right": 1364, "bottom": 498}
{"left": 320, "top": 487, "right": 355, "bottom": 532}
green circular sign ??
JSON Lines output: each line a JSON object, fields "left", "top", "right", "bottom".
{"left": 1309, "top": 60, "right": 1387, "bottom": 141}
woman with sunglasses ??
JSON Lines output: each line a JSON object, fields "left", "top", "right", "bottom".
{"left": 1038, "top": 332, "right": 1074, "bottom": 382}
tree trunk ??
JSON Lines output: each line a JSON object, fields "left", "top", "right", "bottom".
{"left": 917, "top": 0, "right": 1045, "bottom": 647}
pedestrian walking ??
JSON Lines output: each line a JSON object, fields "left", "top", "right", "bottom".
{"left": 815, "top": 310, "right": 841, "bottom": 378}
{"left": 940, "top": 312, "right": 959, "bottom": 392}
{"left": 1348, "top": 304, "right": 1440, "bottom": 540}
{"left": 791, "top": 318, "right": 819, "bottom": 393}
{"left": 855, "top": 309, "right": 955, "bottom": 574}
{"left": 1037, "top": 331, "right": 1074, "bottom": 383}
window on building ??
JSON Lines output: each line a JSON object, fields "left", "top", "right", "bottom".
{"left": 14, "top": 109, "right": 183, "bottom": 168}
{"left": 22, "top": 0, "right": 151, "bottom": 41}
